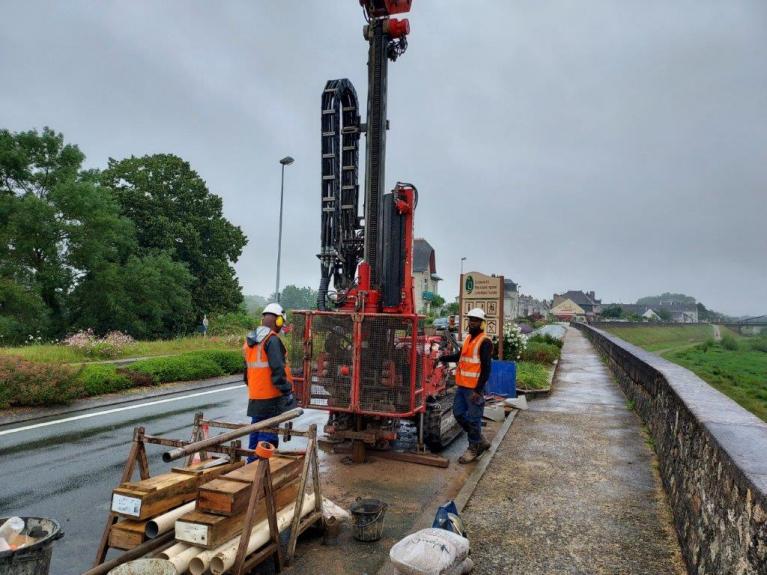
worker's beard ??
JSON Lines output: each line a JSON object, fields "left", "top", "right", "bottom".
{"left": 468, "top": 325, "right": 482, "bottom": 337}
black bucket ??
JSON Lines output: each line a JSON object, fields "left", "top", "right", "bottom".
{"left": 349, "top": 498, "right": 387, "bottom": 542}
{"left": 0, "top": 517, "right": 63, "bottom": 575}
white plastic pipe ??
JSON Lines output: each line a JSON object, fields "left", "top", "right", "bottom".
{"left": 158, "top": 541, "right": 190, "bottom": 560}
{"left": 209, "top": 493, "right": 316, "bottom": 575}
{"left": 169, "top": 544, "right": 203, "bottom": 574}
{"left": 146, "top": 501, "right": 196, "bottom": 538}
{"left": 188, "top": 541, "right": 232, "bottom": 575}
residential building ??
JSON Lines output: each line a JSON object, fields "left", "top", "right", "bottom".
{"left": 553, "top": 290, "right": 602, "bottom": 320}
{"left": 550, "top": 299, "right": 586, "bottom": 322}
{"left": 604, "top": 302, "right": 699, "bottom": 323}
{"left": 503, "top": 279, "right": 519, "bottom": 319}
{"left": 518, "top": 294, "right": 550, "bottom": 318}
{"left": 413, "top": 238, "right": 442, "bottom": 314}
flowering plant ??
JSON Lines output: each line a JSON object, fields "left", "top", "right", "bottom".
{"left": 502, "top": 322, "right": 527, "bottom": 361}
{"left": 63, "top": 329, "right": 135, "bottom": 359}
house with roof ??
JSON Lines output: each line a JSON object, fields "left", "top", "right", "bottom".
{"left": 550, "top": 299, "right": 586, "bottom": 322}
{"left": 552, "top": 290, "right": 602, "bottom": 320}
{"left": 413, "top": 238, "right": 442, "bottom": 314}
{"left": 504, "top": 279, "right": 519, "bottom": 319}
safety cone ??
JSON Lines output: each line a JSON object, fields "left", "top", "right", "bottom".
{"left": 191, "top": 422, "right": 210, "bottom": 465}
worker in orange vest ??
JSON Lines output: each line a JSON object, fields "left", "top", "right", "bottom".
{"left": 438, "top": 307, "right": 493, "bottom": 463}
{"left": 243, "top": 302, "right": 296, "bottom": 462}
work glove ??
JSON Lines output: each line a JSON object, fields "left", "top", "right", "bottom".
{"left": 280, "top": 393, "right": 298, "bottom": 411}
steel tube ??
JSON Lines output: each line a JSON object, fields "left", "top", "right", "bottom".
{"left": 162, "top": 409, "right": 303, "bottom": 462}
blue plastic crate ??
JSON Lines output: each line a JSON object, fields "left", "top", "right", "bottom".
{"left": 486, "top": 360, "right": 516, "bottom": 397}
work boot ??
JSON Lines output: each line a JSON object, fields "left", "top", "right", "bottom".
{"left": 476, "top": 436, "right": 491, "bottom": 455}
{"left": 458, "top": 444, "right": 480, "bottom": 464}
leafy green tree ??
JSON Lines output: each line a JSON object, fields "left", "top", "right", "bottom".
{"left": 277, "top": 285, "right": 318, "bottom": 310}
{"left": 637, "top": 293, "right": 696, "bottom": 305}
{"left": 430, "top": 294, "right": 446, "bottom": 311}
{"left": 101, "top": 154, "right": 248, "bottom": 316}
{"left": 69, "top": 253, "right": 195, "bottom": 339}
{"left": 657, "top": 309, "right": 673, "bottom": 321}
{"left": 0, "top": 279, "right": 49, "bottom": 344}
{"left": 601, "top": 305, "right": 623, "bottom": 319}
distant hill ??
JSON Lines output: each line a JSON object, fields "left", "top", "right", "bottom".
{"left": 243, "top": 294, "right": 268, "bottom": 314}
{"left": 636, "top": 293, "right": 696, "bottom": 305}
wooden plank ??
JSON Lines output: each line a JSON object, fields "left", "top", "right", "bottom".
{"left": 225, "top": 456, "right": 302, "bottom": 485}
{"left": 108, "top": 519, "right": 147, "bottom": 550}
{"left": 176, "top": 480, "right": 298, "bottom": 549}
{"left": 198, "top": 457, "right": 302, "bottom": 516}
{"left": 111, "top": 460, "right": 243, "bottom": 520}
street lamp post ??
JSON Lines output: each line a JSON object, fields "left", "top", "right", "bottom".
{"left": 275, "top": 156, "right": 295, "bottom": 303}
{"left": 460, "top": 256, "right": 466, "bottom": 277}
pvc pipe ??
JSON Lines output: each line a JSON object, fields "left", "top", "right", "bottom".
{"left": 158, "top": 541, "right": 190, "bottom": 560}
{"left": 188, "top": 543, "right": 230, "bottom": 575}
{"left": 169, "top": 545, "right": 203, "bottom": 574}
{"left": 146, "top": 501, "right": 196, "bottom": 538}
{"left": 209, "top": 493, "right": 316, "bottom": 575}
{"left": 163, "top": 409, "right": 303, "bottom": 462}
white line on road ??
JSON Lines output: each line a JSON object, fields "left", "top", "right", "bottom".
{"left": 0, "top": 385, "right": 242, "bottom": 437}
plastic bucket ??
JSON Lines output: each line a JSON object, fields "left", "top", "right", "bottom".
{"left": 349, "top": 498, "right": 387, "bottom": 542}
{"left": 0, "top": 517, "right": 63, "bottom": 575}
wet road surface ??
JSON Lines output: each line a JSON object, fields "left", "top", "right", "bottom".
{"left": 0, "top": 382, "right": 487, "bottom": 574}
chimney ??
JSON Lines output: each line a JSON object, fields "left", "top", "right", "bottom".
{"left": 588, "top": 291, "right": 595, "bottom": 300}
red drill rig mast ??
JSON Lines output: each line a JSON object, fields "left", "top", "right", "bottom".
{"left": 290, "top": 0, "right": 461, "bottom": 463}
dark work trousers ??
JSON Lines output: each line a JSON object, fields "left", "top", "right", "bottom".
{"left": 453, "top": 386, "right": 484, "bottom": 445}
{"left": 248, "top": 414, "right": 280, "bottom": 463}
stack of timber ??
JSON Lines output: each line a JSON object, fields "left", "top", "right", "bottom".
{"left": 176, "top": 455, "right": 302, "bottom": 548}
{"left": 108, "top": 458, "right": 243, "bottom": 550}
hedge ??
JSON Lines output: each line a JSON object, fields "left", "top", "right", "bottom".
{"left": 0, "top": 350, "right": 244, "bottom": 408}
{"left": 521, "top": 341, "right": 561, "bottom": 364}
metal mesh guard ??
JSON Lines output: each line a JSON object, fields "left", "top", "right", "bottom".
{"left": 359, "top": 315, "right": 415, "bottom": 414}
{"left": 308, "top": 313, "right": 354, "bottom": 410}
{"left": 289, "top": 312, "right": 306, "bottom": 404}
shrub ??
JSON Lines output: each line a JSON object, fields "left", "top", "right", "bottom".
{"left": 502, "top": 323, "right": 528, "bottom": 361}
{"left": 528, "top": 334, "right": 564, "bottom": 349}
{"left": 749, "top": 337, "right": 767, "bottom": 353}
{"left": 207, "top": 312, "right": 256, "bottom": 336}
{"left": 522, "top": 341, "right": 561, "bottom": 364}
{"left": 190, "top": 350, "right": 244, "bottom": 374}
{"left": 720, "top": 334, "right": 739, "bottom": 351}
{"left": 0, "top": 355, "right": 83, "bottom": 407}
{"left": 698, "top": 338, "right": 715, "bottom": 353}
{"left": 63, "top": 329, "right": 135, "bottom": 359}
{"left": 76, "top": 365, "right": 133, "bottom": 396}
{"left": 128, "top": 354, "right": 225, "bottom": 383}
{"left": 515, "top": 362, "right": 550, "bottom": 390}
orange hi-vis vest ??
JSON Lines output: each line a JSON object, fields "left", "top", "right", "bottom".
{"left": 455, "top": 333, "right": 490, "bottom": 389}
{"left": 243, "top": 332, "right": 293, "bottom": 400}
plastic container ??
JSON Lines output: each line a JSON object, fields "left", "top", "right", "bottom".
{"left": 486, "top": 360, "right": 516, "bottom": 397}
{"left": 349, "top": 498, "right": 387, "bottom": 542}
{"left": 0, "top": 517, "right": 63, "bottom": 575}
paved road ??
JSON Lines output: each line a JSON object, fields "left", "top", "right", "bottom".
{"left": 0, "top": 382, "right": 326, "bottom": 575}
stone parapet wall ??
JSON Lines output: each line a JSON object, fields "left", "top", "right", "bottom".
{"left": 572, "top": 322, "right": 767, "bottom": 575}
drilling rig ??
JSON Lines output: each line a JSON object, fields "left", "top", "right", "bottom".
{"left": 289, "top": 0, "right": 462, "bottom": 464}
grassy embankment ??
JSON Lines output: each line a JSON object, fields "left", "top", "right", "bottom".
{"left": 603, "top": 324, "right": 767, "bottom": 422}
{"left": 0, "top": 335, "right": 241, "bottom": 364}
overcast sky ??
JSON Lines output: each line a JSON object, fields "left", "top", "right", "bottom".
{"left": 2, "top": 1, "right": 765, "bottom": 316}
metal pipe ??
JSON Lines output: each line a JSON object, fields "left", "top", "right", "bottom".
{"left": 162, "top": 409, "right": 303, "bottom": 462}
{"left": 81, "top": 531, "right": 174, "bottom": 575}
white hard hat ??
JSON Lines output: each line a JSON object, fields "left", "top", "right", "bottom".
{"left": 262, "top": 302, "right": 286, "bottom": 318}
{"left": 467, "top": 307, "right": 485, "bottom": 320}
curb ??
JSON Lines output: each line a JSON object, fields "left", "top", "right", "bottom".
{"left": 454, "top": 409, "right": 518, "bottom": 512}
{"left": 0, "top": 375, "right": 242, "bottom": 428}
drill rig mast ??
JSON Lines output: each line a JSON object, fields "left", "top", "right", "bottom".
{"left": 292, "top": 0, "right": 461, "bottom": 463}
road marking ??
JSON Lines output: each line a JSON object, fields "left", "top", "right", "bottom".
{"left": 0, "top": 385, "right": 242, "bottom": 437}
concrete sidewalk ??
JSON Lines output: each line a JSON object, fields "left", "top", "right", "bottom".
{"left": 461, "top": 328, "right": 687, "bottom": 574}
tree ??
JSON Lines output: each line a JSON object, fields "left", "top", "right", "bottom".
{"left": 601, "top": 305, "right": 623, "bottom": 319}
{"left": 445, "top": 301, "right": 459, "bottom": 315}
{"left": 430, "top": 294, "right": 446, "bottom": 311}
{"left": 69, "top": 254, "right": 195, "bottom": 339}
{"left": 101, "top": 154, "right": 248, "bottom": 317}
{"left": 277, "top": 285, "right": 318, "bottom": 310}
{"left": 637, "top": 293, "right": 696, "bottom": 305}
{"left": 657, "top": 309, "right": 673, "bottom": 321}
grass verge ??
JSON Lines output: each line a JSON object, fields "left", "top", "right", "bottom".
{"left": 603, "top": 324, "right": 714, "bottom": 353}
{"left": 515, "top": 362, "right": 551, "bottom": 390}
{"left": 0, "top": 350, "right": 244, "bottom": 408}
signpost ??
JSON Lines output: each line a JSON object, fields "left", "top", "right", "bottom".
{"left": 459, "top": 271, "right": 504, "bottom": 358}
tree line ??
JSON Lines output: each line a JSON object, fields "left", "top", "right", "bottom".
{"left": 0, "top": 128, "right": 247, "bottom": 344}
